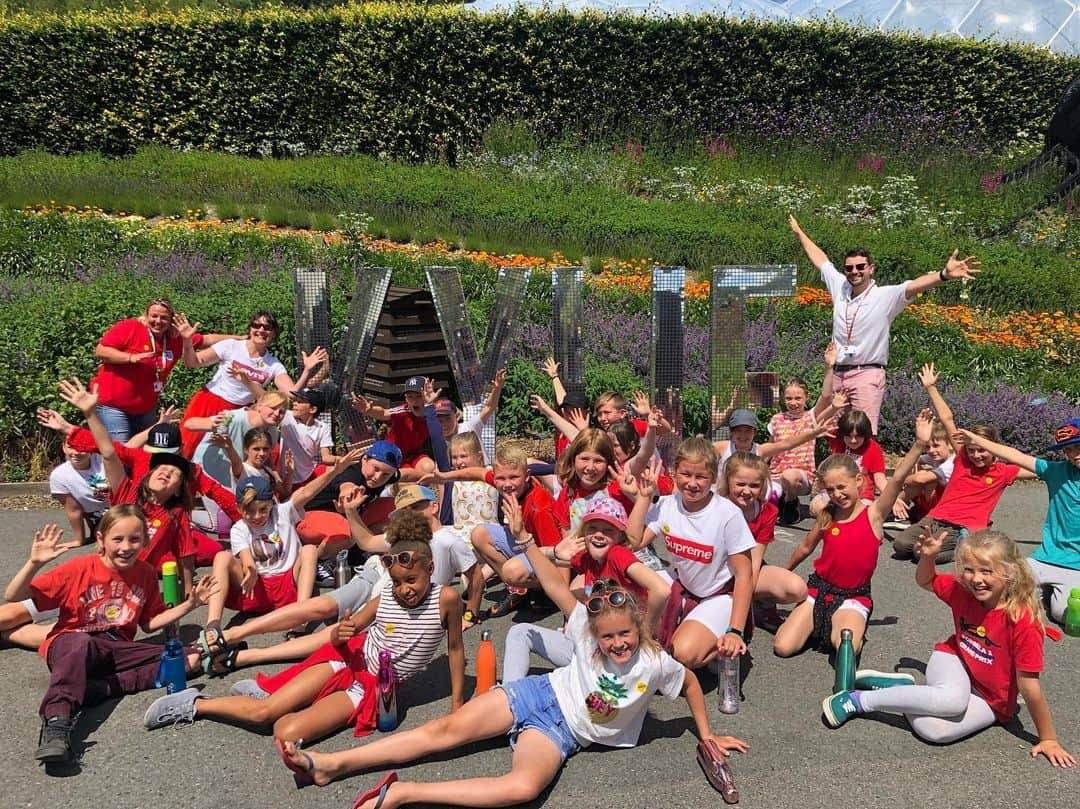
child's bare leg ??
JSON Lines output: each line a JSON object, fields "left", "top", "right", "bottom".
{"left": 272, "top": 691, "right": 354, "bottom": 742}
{"left": 0, "top": 600, "right": 33, "bottom": 632}
{"left": 670, "top": 619, "right": 719, "bottom": 669}
{"left": 231, "top": 626, "right": 335, "bottom": 669}
{"left": 1, "top": 621, "right": 51, "bottom": 650}
{"left": 754, "top": 567, "right": 808, "bottom": 605}
{"left": 207, "top": 551, "right": 241, "bottom": 625}
{"left": 773, "top": 599, "right": 813, "bottom": 657}
{"left": 223, "top": 596, "right": 338, "bottom": 645}
{"left": 294, "top": 544, "right": 320, "bottom": 603}
{"left": 194, "top": 662, "right": 335, "bottom": 727}
{"left": 830, "top": 608, "right": 868, "bottom": 655}
{"left": 55, "top": 494, "right": 88, "bottom": 544}
{"left": 284, "top": 686, "right": 515, "bottom": 785}
{"left": 358, "top": 728, "right": 564, "bottom": 809}
{"left": 463, "top": 563, "right": 486, "bottom": 624}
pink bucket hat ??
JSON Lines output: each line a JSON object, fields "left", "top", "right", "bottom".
{"left": 580, "top": 496, "right": 628, "bottom": 532}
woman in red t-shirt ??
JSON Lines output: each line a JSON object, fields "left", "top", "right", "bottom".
{"left": 92, "top": 299, "right": 219, "bottom": 442}
{"left": 822, "top": 529, "right": 1076, "bottom": 767}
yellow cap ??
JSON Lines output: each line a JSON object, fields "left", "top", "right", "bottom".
{"left": 161, "top": 561, "right": 178, "bottom": 576}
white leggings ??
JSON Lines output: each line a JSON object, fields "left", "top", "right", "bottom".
{"left": 1027, "top": 558, "right": 1080, "bottom": 623}
{"left": 503, "top": 623, "right": 575, "bottom": 683}
{"left": 859, "top": 651, "right": 997, "bottom": 744}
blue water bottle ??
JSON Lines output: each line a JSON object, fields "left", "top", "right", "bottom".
{"left": 376, "top": 649, "right": 398, "bottom": 732}
{"left": 154, "top": 639, "right": 187, "bottom": 694}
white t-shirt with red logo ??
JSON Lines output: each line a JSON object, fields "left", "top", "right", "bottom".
{"left": 230, "top": 501, "right": 302, "bottom": 577}
{"left": 205, "top": 339, "right": 287, "bottom": 404}
{"left": 279, "top": 411, "right": 332, "bottom": 483}
{"left": 647, "top": 492, "right": 755, "bottom": 598}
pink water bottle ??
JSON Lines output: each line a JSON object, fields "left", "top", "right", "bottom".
{"left": 376, "top": 649, "right": 398, "bottom": 732}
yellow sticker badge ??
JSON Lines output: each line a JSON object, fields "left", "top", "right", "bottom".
{"left": 636, "top": 681, "right": 648, "bottom": 694}
{"left": 830, "top": 527, "right": 840, "bottom": 536}
{"left": 984, "top": 477, "right": 994, "bottom": 485}
{"left": 385, "top": 623, "right": 395, "bottom": 634}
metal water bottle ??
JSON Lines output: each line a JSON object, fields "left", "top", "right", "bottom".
{"left": 154, "top": 639, "right": 187, "bottom": 694}
{"left": 718, "top": 655, "right": 740, "bottom": 714}
{"left": 834, "top": 629, "right": 856, "bottom": 693}
{"left": 475, "top": 629, "right": 497, "bottom": 696}
{"left": 160, "top": 560, "right": 180, "bottom": 607}
{"left": 335, "top": 549, "right": 352, "bottom": 587}
{"left": 376, "top": 649, "right": 398, "bottom": 732}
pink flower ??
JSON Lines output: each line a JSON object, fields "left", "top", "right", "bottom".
{"left": 614, "top": 139, "right": 643, "bottom": 163}
{"left": 703, "top": 135, "right": 735, "bottom": 159}
{"left": 980, "top": 170, "right": 1004, "bottom": 194}
{"left": 856, "top": 153, "right": 884, "bottom": 173}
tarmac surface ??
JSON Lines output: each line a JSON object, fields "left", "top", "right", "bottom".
{"left": 0, "top": 484, "right": 1076, "bottom": 809}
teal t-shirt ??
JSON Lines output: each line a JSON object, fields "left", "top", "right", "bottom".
{"left": 1031, "top": 458, "right": 1080, "bottom": 571}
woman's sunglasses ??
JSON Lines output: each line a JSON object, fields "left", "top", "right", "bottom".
{"left": 380, "top": 550, "right": 422, "bottom": 569}
{"left": 249, "top": 321, "right": 275, "bottom": 333}
{"left": 586, "top": 589, "right": 634, "bottom": 613}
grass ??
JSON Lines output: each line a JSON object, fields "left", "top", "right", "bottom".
{"left": 1, "top": 138, "right": 1077, "bottom": 312}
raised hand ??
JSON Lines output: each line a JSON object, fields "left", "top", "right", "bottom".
{"left": 814, "top": 415, "right": 838, "bottom": 439}
{"left": 914, "top": 408, "right": 935, "bottom": 445}
{"left": 501, "top": 493, "right": 526, "bottom": 545}
{"left": 158, "top": 404, "right": 182, "bottom": 425}
{"left": 637, "top": 459, "right": 660, "bottom": 501}
{"left": 58, "top": 378, "right": 99, "bottom": 415}
{"left": 824, "top": 340, "right": 838, "bottom": 368}
{"left": 554, "top": 532, "right": 585, "bottom": 563}
{"left": 423, "top": 377, "right": 442, "bottom": 405}
{"left": 647, "top": 406, "right": 664, "bottom": 430}
{"left": 528, "top": 393, "right": 551, "bottom": 413}
{"left": 830, "top": 388, "right": 850, "bottom": 410}
{"left": 189, "top": 574, "right": 219, "bottom": 606}
{"left": 918, "top": 362, "right": 939, "bottom": 389}
{"left": 36, "top": 407, "right": 73, "bottom": 434}
{"left": 284, "top": 449, "right": 295, "bottom": 477}
{"left": 631, "top": 390, "right": 652, "bottom": 417}
{"left": 331, "top": 608, "right": 358, "bottom": 645}
{"left": 491, "top": 368, "right": 507, "bottom": 388}
{"left": 29, "top": 524, "right": 81, "bottom": 564}
{"left": 541, "top": 357, "right": 560, "bottom": 379}
{"left": 301, "top": 346, "right": 329, "bottom": 371}
{"left": 944, "top": 250, "right": 982, "bottom": 281}
{"left": 566, "top": 406, "right": 589, "bottom": 431}
{"left": 173, "top": 312, "right": 200, "bottom": 341}
{"left": 915, "top": 526, "right": 947, "bottom": 559}
{"left": 351, "top": 393, "right": 372, "bottom": 414}
{"left": 335, "top": 448, "right": 364, "bottom": 470}
{"left": 207, "top": 432, "right": 231, "bottom": 449}
{"left": 788, "top": 214, "right": 803, "bottom": 235}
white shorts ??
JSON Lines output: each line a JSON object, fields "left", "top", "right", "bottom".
{"left": 20, "top": 598, "right": 59, "bottom": 624}
{"left": 768, "top": 470, "right": 811, "bottom": 499}
{"left": 682, "top": 592, "right": 734, "bottom": 639}
{"left": 326, "top": 660, "right": 367, "bottom": 709}
{"left": 805, "top": 593, "right": 870, "bottom": 620}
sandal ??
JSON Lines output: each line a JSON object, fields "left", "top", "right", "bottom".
{"left": 197, "top": 625, "right": 227, "bottom": 658}
{"left": 276, "top": 738, "right": 314, "bottom": 788}
{"left": 352, "top": 771, "right": 398, "bottom": 809}
{"left": 484, "top": 589, "right": 525, "bottom": 620}
{"left": 206, "top": 642, "right": 248, "bottom": 678}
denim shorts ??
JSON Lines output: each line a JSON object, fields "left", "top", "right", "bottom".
{"left": 485, "top": 522, "right": 535, "bottom": 575}
{"left": 496, "top": 674, "right": 580, "bottom": 763}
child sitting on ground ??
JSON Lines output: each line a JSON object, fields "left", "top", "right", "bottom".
{"left": 5, "top": 508, "right": 216, "bottom": 763}
{"left": 885, "top": 419, "right": 955, "bottom": 530}
{"left": 822, "top": 528, "right": 1076, "bottom": 768}
{"left": 144, "top": 508, "right": 464, "bottom": 746}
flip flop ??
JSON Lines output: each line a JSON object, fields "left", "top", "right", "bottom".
{"left": 275, "top": 738, "right": 314, "bottom": 788}
{"left": 352, "top": 771, "right": 398, "bottom": 809}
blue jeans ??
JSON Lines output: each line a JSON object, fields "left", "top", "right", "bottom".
{"left": 485, "top": 522, "right": 535, "bottom": 575}
{"left": 497, "top": 674, "right": 580, "bottom": 763}
{"left": 96, "top": 404, "right": 157, "bottom": 444}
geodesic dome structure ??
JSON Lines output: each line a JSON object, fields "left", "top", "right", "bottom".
{"left": 465, "top": 1, "right": 1080, "bottom": 56}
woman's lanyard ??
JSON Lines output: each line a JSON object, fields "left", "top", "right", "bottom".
{"left": 147, "top": 327, "right": 168, "bottom": 392}
{"left": 841, "top": 282, "right": 875, "bottom": 352}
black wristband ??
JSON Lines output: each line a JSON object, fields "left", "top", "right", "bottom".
{"left": 938, "top": 268, "right": 948, "bottom": 282}
{"left": 724, "top": 626, "right": 745, "bottom": 640}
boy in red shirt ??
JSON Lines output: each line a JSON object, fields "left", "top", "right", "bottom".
{"left": 351, "top": 375, "right": 436, "bottom": 476}
{"left": 4, "top": 508, "right": 216, "bottom": 764}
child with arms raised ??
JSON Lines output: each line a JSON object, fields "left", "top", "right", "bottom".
{"left": 807, "top": 409, "right": 887, "bottom": 518}
{"left": 774, "top": 410, "right": 934, "bottom": 659}
{"left": 144, "top": 508, "right": 464, "bottom": 746}
{"left": 278, "top": 493, "right": 747, "bottom": 807}
{"left": 823, "top": 529, "right": 1075, "bottom": 767}
{"left": 5, "top": 507, "right": 216, "bottom": 763}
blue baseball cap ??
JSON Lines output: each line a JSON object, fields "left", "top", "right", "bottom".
{"left": 235, "top": 475, "right": 274, "bottom": 502}
{"left": 729, "top": 409, "right": 757, "bottom": 429}
{"left": 404, "top": 376, "right": 426, "bottom": 393}
{"left": 1048, "top": 418, "right": 1080, "bottom": 451}
{"left": 366, "top": 439, "right": 402, "bottom": 470}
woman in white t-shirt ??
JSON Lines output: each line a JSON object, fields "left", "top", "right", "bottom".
{"left": 178, "top": 310, "right": 325, "bottom": 457}
{"left": 628, "top": 437, "right": 756, "bottom": 672}
{"left": 279, "top": 492, "right": 747, "bottom": 806}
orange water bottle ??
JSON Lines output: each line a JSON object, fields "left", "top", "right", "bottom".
{"left": 475, "top": 629, "right": 497, "bottom": 696}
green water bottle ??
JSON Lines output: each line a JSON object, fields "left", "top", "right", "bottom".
{"left": 1065, "top": 588, "right": 1080, "bottom": 638}
{"left": 160, "top": 560, "right": 180, "bottom": 608}
{"left": 833, "top": 629, "right": 856, "bottom": 693}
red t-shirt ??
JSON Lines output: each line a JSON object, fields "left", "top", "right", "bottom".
{"left": 112, "top": 477, "right": 195, "bottom": 569}
{"left": 630, "top": 418, "right": 649, "bottom": 438}
{"left": 812, "top": 507, "right": 878, "bottom": 603}
{"left": 571, "top": 544, "right": 648, "bottom": 607}
{"left": 929, "top": 452, "right": 1020, "bottom": 531}
{"left": 483, "top": 470, "right": 562, "bottom": 547}
{"left": 827, "top": 436, "right": 886, "bottom": 501}
{"left": 555, "top": 433, "right": 570, "bottom": 459}
{"left": 386, "top": 409, "right": 430, "bottom": 462}
{"left": 932, "top": 573, "right": 1044, "bottom": 722}
{"left": 92, "top": 319, "right": 203, "bottom": 413}
{"left": 30, "top": 554, "right": 165, "bottom": 659}
{"left": 68, "top": 426, "right": 240, "bottom": 522}
{"left": 747, "top": 500, "right": 778, "bottom": 546}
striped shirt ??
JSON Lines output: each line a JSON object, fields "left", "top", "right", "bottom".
{"left": 767, "top": 411, "right": 817, "bottom": 478}
{"left": 363, "top": 581, "right": 446, "bottom": 682}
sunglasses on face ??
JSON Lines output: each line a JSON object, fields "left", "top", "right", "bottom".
{"left": 586, "top": 589, "right": 634, "bottom": 613}
{"left": 380, "top": 550, "right": 422, "bottom": 569}
{"left": 843, "top": 262, "right": 868, "bottom": 272}
{"left": 250, "top": 322, "right": 275, "bottom": 332}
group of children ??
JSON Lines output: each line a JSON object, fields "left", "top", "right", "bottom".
{"left": 3, "top": 299, "right": 1078, "bottom": 806}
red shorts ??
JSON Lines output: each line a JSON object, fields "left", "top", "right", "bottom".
{"left": 400, "top": 453, "right": 431, "bottom": 470}
{"left": 226, "top": 571, "right": 298, "bottom": 613}
{"left": 297, "top": 511, "right": 351, "bottom": 546}
{"left": 191, "top": 530, "right": 226, "bottom": 567}
{"left": 179, "top": 387, "right": 241, "bottom": 458}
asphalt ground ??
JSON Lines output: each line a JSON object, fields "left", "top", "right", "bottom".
{"left": 0, "top": 484, "right": 1076, "bottom": 809}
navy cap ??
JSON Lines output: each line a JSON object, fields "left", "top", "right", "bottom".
{"left": 560, "top": 391, "right": 589, "bottom": 410}
{"left": 366, "top": 439, "right": 402, "bottom": 470}
{"left": 404, "top": 376, "right": 426, "bottom": 393}
{"left": 729, "top": 409, "right": 757, "bottom": 429}
{"left": 149, "top": 451, "right": 191, "bottom": 481}
{"left": 1048, "top": 418, "right": 1080, "bottom": 451}
{"left": 433, "top": 398, "right": 456, "bottom": 416}
{"left": 235, "top": 475, "right": 274, "bottom": 502}
{"left": 293, "top": 386, "right": 328, "bottom": 411}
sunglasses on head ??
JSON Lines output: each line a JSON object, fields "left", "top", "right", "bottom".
{"left": 586, "top": 589, "right": 634, "bottom": 613}
{"left": 843, "top": 262, "right": 868, "bottom": 272}
{"left": 380, "top": 550, "right": 422, "bottom": 569}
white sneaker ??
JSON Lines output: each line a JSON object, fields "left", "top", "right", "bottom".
{"left": 144, "top": 687, "right": 199, "bottom": 730}
{"left": 229, "top": 679, "right": 269, "bottom": 700}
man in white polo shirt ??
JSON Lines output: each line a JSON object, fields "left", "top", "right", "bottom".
{"left": 789, "top": 216, "right": 980, "bottom": 434}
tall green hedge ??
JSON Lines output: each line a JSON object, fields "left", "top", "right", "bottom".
{"left": 0, "top": 5, "right": 1076, "bottom": 158}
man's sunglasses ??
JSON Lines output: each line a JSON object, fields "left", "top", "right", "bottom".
{"left": 843, "top": 262, "right": 868, "bottom": 272}
{"left": 586, "top": 589, "right": 635, "bottom": 613}
{"left": 380, "top": 550, "right": 422, "bottom": 569}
